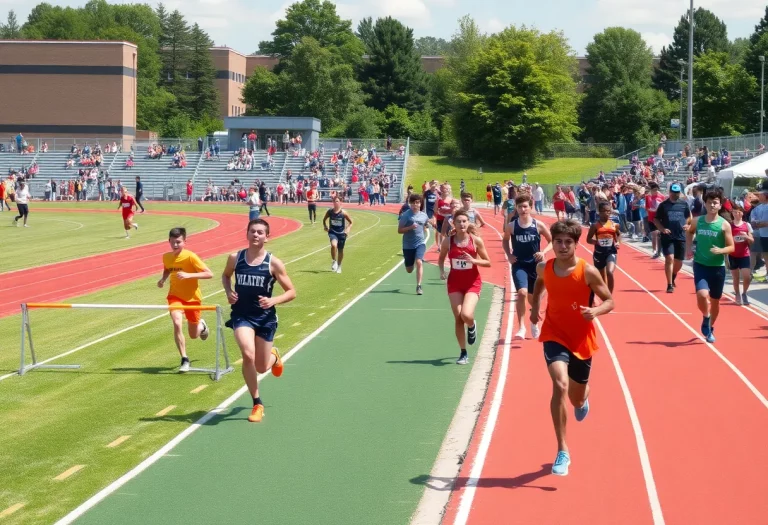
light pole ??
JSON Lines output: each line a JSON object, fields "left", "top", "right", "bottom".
{"left": 687, "top": 0, "right": 694, "bottom": 141}
{"left": 678, "top": 59, "right": 686, "bottom": 140}
{"left": 760, "top": 55, "right": 765, "bottom": 145}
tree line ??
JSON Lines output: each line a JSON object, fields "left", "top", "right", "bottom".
{"left": 2, "top": 1, "right": 768, "bottom": 163}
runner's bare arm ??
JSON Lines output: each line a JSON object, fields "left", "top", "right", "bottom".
{"left": 537, "top": 221, "right": 553, "bottom": 256}
{"left": 469, "top": 236, "right": 492, "bottom": 267}
{"left": 437, "top": 237, "right": 450, "bottom": 279}
{"left": 502, "top": 220, "right": 514, "bottom": 262}
{"left": 581, "top": 265, "right": 614, "bottom": 320}
{"left": 260, "top": 256, "right": 296, "bottom": 308}
{"left": 529, "top": 262, "right": 546, "bottom": 324}
{"left": 221, "top": 253, "right": 238, "bottom": 304}
{"left": 685, "top": 221, "right": 697, "bottom": 258}
{"left": 614, "top": 223, "right": 622, "bottom": 247}
{"left": 712, "top": 220, "right": 735, "bottom": 255}
{"left": 157, "top": 269, "right": 171, "bottom": 288}
{"left": 475, "top": 212, "right": 486, "bottom": 227}
{"left": 585, "top": 224, "right": 598, "bottom": 245}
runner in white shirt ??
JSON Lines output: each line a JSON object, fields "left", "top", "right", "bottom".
{"left": 14, "top": 181, "right": 30, "bottom": 227}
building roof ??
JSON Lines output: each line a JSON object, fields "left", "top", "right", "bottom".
{"left": 0, "top": 40, "right": 137, "bottom": 48}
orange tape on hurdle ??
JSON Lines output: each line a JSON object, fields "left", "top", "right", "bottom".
{"left": 24, "top": 303, "right": 218, "bottom": 311}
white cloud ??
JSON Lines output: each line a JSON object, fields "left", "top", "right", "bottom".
{"left": 480, "top": 17, "right": 506, "bottom": 34}
{"left": 336, "top": 0, "right": 433, "bottom": 30}
{"left": 594, "top": 0, "right": 763, "bottom": 27}
{"left": 641, "top": 31, "right": 673, "bottom": 54}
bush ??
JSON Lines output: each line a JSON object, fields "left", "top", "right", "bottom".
{"left": 587, "top": 146, "right": 612, "bottom": 158}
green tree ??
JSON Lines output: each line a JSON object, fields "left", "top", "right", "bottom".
{"left": 258, "top": 0, "right": 364, "bottom": 66}
{"left": 653, "top": 8, "right": 730, "bottom": 99}
{"left": 691, "top": 51, "right": 757, "bottom": 136}
{"left": 579, "top": 28, "right": 669, "bottom": 146}
{"left": 243, "top": 37, "right": 361, "bottom": 130}
{"left": 0, "top": 10, "right": 22, "bottom": 38}
{"left": 414, "top": 36, "right": 450, "bottom": 56}
{"left": 241, "top": 67, "right": 282, "bottom": 116}
{"left": 359, "top": 17, "right": 428, "bottom": 112}
{"left": 729, "top": 37, "right": 750, "bottom": 64}
{"left": 184, "top": 23, "right": 219, "bottom": 121}
{"left": 453, "top": 26, "right": 580, "bottom": 164}
{"left": 325, "top": 106, "right": 385, "bottom": 138}
{"left": 356, "top": 17, "right": 375, "bottom": 53}
{"left": 160, "top": 9, "right": 190, "bottom": 100}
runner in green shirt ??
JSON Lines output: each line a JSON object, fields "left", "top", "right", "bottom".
{"left": 685, "top": 189, "right": 734, "bottom": 343}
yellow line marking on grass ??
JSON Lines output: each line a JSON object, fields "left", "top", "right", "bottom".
{"left": 291, "top": 322, "right": 301, "bottom": 327}
{"left": 155, "top": 405, "right": 176, "bottom": 417}
{"left": 190, "top": 385, "right": 208, "bottom": 394}
{"left": 369, "top": 272, "right": 375, "bottom": 275}
{"left": 319, "top": 305, "right": 327, "bottom": 309}
{"left": 0, "top": 503, "right": 25, "bottom": 518}
{"left": 275, "top": 334, "right": 285, "bottom": 339}
{"left": 360, "top": 277, "right": 366, "bottom": 280}
{"left": 106, "top": 436, "right": 131, "bottom": 448}
{"left": 234, "top": 358, "right": 243, "bottom": 365}
{"left": 337, "top": 292, "right": 345, "bottom": 296}
{"left": 54, "top": 465, "right": 85, "bottom": 481}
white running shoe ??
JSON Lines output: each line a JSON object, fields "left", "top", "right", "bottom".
{"left": 531, "top": 323, "right": 541, "bottom": 339}
{"left": 331, "top": 260, "right": 338, "bottom": 272}
{"left": 515, "top": 327, "right": 526, "bottom": 340}
{"left": 199, "top": 319, "right": 209, "bottom": 341}
{"left": 336, "top": 266, "right": 342, "bottom": 274}
{"left": 133, "top": 223, "right": 139, "bottom": 230}
{"left": 179, "top": 359, "right": 190, "bottom": 373}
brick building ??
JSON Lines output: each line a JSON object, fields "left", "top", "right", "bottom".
{"left": 0, "top": 40, "right": 137, "bottom": 146}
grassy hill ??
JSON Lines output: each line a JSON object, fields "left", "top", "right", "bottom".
{"left": 405, "top": 156, "right": 624, "bottom": 198}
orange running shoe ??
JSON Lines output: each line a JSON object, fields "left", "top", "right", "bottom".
{"left": 248, "top": 404, "right": 264, "bottom": 423}
{"left": 271, "top": 348, "right": 284, "bottom": 377}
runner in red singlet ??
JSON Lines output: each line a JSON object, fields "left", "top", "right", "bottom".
{"left": 118, "top": 186, "right": 139, "bottom": 238}
{"left": 434, "top": 184, "right": 454, "bottom": 252}
{"left": 437, "top": 210, "right": 491, "bottom": 365}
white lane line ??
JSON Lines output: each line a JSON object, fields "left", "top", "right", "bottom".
{"left": 33, "top": 217, "right": 86, "bottom": 231}
{"left": 381, "top": 308, "right": 444, "bottom": 311}
{"left": 2, "top": 215, "right": 384, "bottom": 383}
{"left": 580, "top": 241, "right": 768, "bottom": 410}
{"left": 595, "top": 318, "right": 665, "bottom": 525}
{"left": 55, "top": 256, "right": 405, "bottom": 525}
{"left": 454, "top": 220, "right": 513, "bottom": 525}
{"left": 610, "top": 311, "right": 692, "bottom": 315}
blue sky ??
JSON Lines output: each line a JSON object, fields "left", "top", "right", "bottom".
{"left": 2, "top": 0, "right": 764, "bottom": 55}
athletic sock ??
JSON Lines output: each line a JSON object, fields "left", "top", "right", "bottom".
{"left": 460, "top": 349, "right": 468, "bottom": 359}
{"left": 253, "top": 396, "right": 262, "bottom": 406}
{"left": 181, "top": 356, "right": 189, "bottom": 363}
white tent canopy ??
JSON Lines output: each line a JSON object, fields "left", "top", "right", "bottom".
{"left": 716, "top": 152, "right": 768, "bottom": 180}
{"left": 715, "top": 152, "right": 768, "bottom": 197}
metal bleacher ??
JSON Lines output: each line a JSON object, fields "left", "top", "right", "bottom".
{"left": 5, "top": 138, "right": 408, "bottom": 203}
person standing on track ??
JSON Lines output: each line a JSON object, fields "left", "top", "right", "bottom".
{"left": 323, "top": 195, "right": 353, "bottom": 274}
{"left": 653, "top": 182, "right": 691, "bottom": 293}
{"left": 503, "top": 194, "right": 552, "bottom": 340}
{"left": 686, "top": 189, "right": 735, "bottom": 343}
{"left": 438, "top": 210, "right": 492, "bottom": 365}
{"left": 729, "top": 203, "right": 754, "bottom": 305}
{"left": 135, "top": 176, "right": 146, "bottom": 213}
{"left": 222, "top": 219, "right": 296, "bottom": 423}
{"left": 12, "top": 180, "right": 30, "bottom": 227}
{"left": 399, "top": 193, "right": 434, "bottom": 295}
{"left": 306, "top": 184, "right": 318, "bottom": 225}
{"left": 158, "top": 228, "right": 213, "bottom": 372}
{"left": 118, "top": 186, "right": 139, "bottom": 238}
{"left": 530, "top": 219, "right": 614, "bottom": 476}
{"left": 645, "top": 182, "right": 665, "bottom": 259}
{"left": 586, "top": 201, "right": 620, "bottom": 294}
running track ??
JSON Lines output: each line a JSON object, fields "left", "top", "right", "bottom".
{"left": 0, "top": 209, "right": 300, "bottom": 318}
{"left": 441, "top": 209, "right": 768, "bottom": 524}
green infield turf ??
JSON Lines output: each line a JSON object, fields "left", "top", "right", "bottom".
{"left": 407, "top": 156, "right": 625, "bottom": 197}
{"left": 0, "top": 206, "right": 412, "bottom": 524}
{"left": 64, "top": 264, "right": 494, "bottom": 525}
{"left": 1, "top": 211, "right": 215, "bottom": 272}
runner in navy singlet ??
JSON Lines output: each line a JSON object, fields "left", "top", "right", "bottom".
{"left": 502, "top": 194, "right": 552, "bottom": 340}
{"left": 222, "top": 218, "right": 297, "bottom": 423}
{"left": 323, "top": 195, "right": 353, "bottom": 274}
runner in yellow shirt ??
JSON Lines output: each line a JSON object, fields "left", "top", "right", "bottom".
{"left": 158, "top": 227, "right": 213, "bottom": 372}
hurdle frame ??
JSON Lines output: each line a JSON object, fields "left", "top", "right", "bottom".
{"left": 19, "top": 303, "right": 235, "bottom": 381}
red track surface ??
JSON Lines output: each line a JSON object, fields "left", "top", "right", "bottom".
{"left": 0, "top": 209, "right": 300, "bottom": 318}
{"left": 442, "top": 209, "right": 768, "bottom": 525}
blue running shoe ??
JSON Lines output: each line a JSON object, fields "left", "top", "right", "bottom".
{"left": 706, "top": 327, "right": 715, "bottom": 344}
{"left": 552, "top": 451, "right": 570, "bottom": 476}
{"left": 701, "top": 316, "right": 711, "bottom": 337}
{"left": 575, "top": 398, "right": 589, "bottom": 422}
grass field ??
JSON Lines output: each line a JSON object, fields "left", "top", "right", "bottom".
{"left": 1, "top": 211, "right": 215, "bottom": 272}
{"left": 0, "top": 203, "right": 409, "bottom": 524}
{"left": 406, "top": 156, "right": 625, "bottom": 197}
